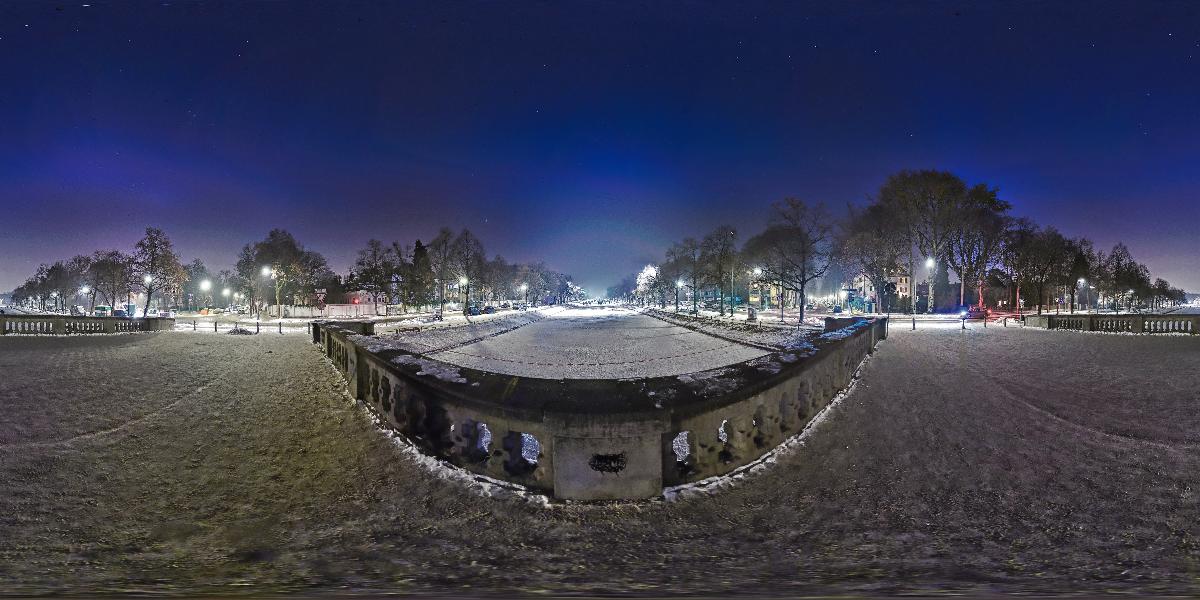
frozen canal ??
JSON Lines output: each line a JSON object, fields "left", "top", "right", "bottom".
{"left": 2, "top": 326, "right": 1200, "bottom": 595}
{"left": 427, "top": 306, "right": 770, "bottom": 378}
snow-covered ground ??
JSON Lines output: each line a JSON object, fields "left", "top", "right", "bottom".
{"left": 3, "top": 327, "right": 1200, "bottom": 595}
{"left": 424, "top": 306, "right": 771, "bottom": 379}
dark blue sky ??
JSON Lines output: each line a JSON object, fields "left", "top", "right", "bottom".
{"left": 2, "top": 1, "right": 1198, "bottom": 294}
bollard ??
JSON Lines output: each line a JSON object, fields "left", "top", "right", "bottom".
{"left": 984, "top": 315, "right": 987, "bottom": 328}
{"left": 256, "top": 321, "right": 260, "bottom": 334}
{"left": 961, "top": 317, "right": 966, "bottom": 330}
{"left": 193, "top": 320, "right": 197, "bottom": 331}
{"left": 1003, "top": 317, "right": 1008, "bottom": 327}
{"left": 279, "top": 321, "right": 282, "bottom": 334}
{"left": 214, "top": 321, "right": 218, "bottom": 332}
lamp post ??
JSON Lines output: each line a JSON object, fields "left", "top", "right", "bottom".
{"left": 751, "top": 267, "right": 764, "bottom": 310}
{"left": 520, "top": 283, "right": 528, "bottom": 306}
{"left": 1077, "top": 278, "right": 1086, "bottom": 313}
{"left": 459, "top": 276, "right": 470, "bottom": 314}
{"left": 222, "top": 288, "right": 231, "bottom": 309}
{"left": 262, "top": 265, "right": 284, "bottom": 319}
{"left": 926, "top": 256, "right": 936, "bottom": 316}
{"left": 141, "top": 274, "right": 154, "bottom": 316}
{"left": 200, "top": 279, "right": 212, "bottom": 309}
{"left": 675, "top": 279, "right": 683, "bottom": 313}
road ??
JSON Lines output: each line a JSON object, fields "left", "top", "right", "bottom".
{"left": 2, "top": 326, "right": 1200, "bottom": 595}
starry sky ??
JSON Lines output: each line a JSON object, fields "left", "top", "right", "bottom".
{"left": 1, "top": 1, "right": 1198, "bottom": 295}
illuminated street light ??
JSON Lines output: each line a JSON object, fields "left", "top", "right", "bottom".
{"left": 79, "top": 286, "right": 89, "bottom": 295}
{"left": 222, "top": 288, "right": 231, "bottom": 297}
{"left": 925, "top": 257, "right": 935, "bottom": 269}
{"left": 144, "top": 274, "right": 153, "bottom": 284}
{"left": 752, "top": 267, "right": 763, "bottom": 276}
{"left": 262, "top": 266, "right": 272, "bottom": 277}
{"left": 459, "top": 276, "right": 470, "bottom": 311}
{"left": 200, "top": 279, "right": 212, "bottom": 292}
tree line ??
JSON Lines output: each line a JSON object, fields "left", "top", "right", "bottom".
{"left": 10, "top": 226, "right": 578, "bottom": 317}
{"left": 614, "top": 169, "right": 1187, "bottom": 319}
{"left": 346, "top": 227, "right": 579, "bottom": 314}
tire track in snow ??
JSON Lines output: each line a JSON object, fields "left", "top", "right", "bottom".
{"left": 0, "top": 373, "right": 229, "bottom": 451}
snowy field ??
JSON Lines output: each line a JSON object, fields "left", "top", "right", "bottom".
{"left": 424, "top": 306, "right": 771, "bottom": 378}
{"left": 2, "top": 327, "right": 1200, "bottom": 595}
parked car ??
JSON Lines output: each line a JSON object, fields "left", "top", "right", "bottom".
{"left": 145, "top": 308, "right": 160, "bottom": 318}
{"left": 71, "top": 305, "right": 88, "bottom": 316}
{"left": 500, "top": 302, "right": 510, "bottom": 309}
{"left": 112, "top": 309, "right": 129, "bottom": 318}
{"left": 465, "top": 305, "right": 481, "bottom": 316}
{"left": 483, "top": 305, "right": 496, "bottom": 314}
{"left": 94, "top": 305, "right": 112, "bottom": 317}
{"left": 158, "top": 310, "right": 174, "bottom": 318}
{"left": 832, "top": 306, "right": 843, "bottom": 314}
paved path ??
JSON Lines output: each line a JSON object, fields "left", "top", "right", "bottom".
{"left": 2, "top": 327, "right": 1200, "bottom": 595}
{"left": 430, "top": 306, "right": 770, "bottom": 378}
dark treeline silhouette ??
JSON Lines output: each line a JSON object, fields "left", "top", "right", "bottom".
{"left": 345, "top": 228, "right": 579, "bottom": 315}
{"left": 611, "top": 169, "right": 1187, "bottom": 317}
{"left": 9, "top": 227, "right": 577, "bottom": 317}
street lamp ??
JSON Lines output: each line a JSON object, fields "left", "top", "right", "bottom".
{"left": 924, "top": 257, "right": 936, "bottom": 314}
{"left": 520, "top": 283, "right": 528, "bottom": 305}
{"left": 459, "top": 276, "right": 470, "bottom": 312}
{"left": 675, "top": 279, "right": 684, "bottom": 313}
{"left": 262, "top": 266, "right": 283, "bottom": 318}
{"left": 1077, "top": 278, "right": 1087, "bottom": 312}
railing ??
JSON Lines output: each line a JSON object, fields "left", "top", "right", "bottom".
{"left": 1024, "top": 313, "right": 1199, "bottom": 334}
{"left": 0, "top": 315, "right": 175, "bottom": 335}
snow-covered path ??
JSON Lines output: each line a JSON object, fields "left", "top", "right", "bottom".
{"left": 428, "top": 306, "right": 770, "bottom": 378}
{"left": 3, "top": 327, "right": 1200, "bottom": 595}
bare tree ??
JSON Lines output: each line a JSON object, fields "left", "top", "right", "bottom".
{"left": 878, "top": 170, "right": 966, "bottom": 313}
{"left": 666, "top": 238, "right": 703, "bottom": 313}
{"left": 742, "top": 198, "right": 832, "bottom": 322}
{"left": 945, "top": 184, "right": 1010, "bottom": 308}
{"left": 838, "top": 202, "right": 907, "bottom": 312}
{"left": 700, "top": 226, "right": 737, "bottom": 316}
{"left": 132, "top": 227, "right": 186, "bottom": 316}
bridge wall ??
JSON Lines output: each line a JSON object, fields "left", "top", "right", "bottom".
{"left": 1023, "top": 313, "right": 1199, "bottom": 334}
{"left": 312, "top": 316, "right": 886, "bottom": 501}
{"left": 0, "top": 315, "right": 175, "bottom": 335}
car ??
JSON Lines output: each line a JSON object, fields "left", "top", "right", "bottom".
{"left": 483, "top": 306, "right": 496, "bottom": 314}
{"left": 959, "top": 305, "right": 992, "bottom": 320}
{"left": 94, "top": 305, "right": 112, "bottom": 317}
{"left": 465, "top": 305, "right": 481, "bottom": 316}
{"left": 112, "top": 309, "right": 130, "bottom": 318}
{"left": 158, "top": 310, "right": 174, "bottom": 318}
{"left": 145, "top": 308, "right": 160, "bottom": 318}
{"left": 500, "top": 302, "right": 510, "bottom": 309}
{"left": 832, "top": 306, "right": 843, "bottom": 314}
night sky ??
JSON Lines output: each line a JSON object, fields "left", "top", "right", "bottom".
{"left": 2, "top": 1, "right": 1198, "bottom": 294}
